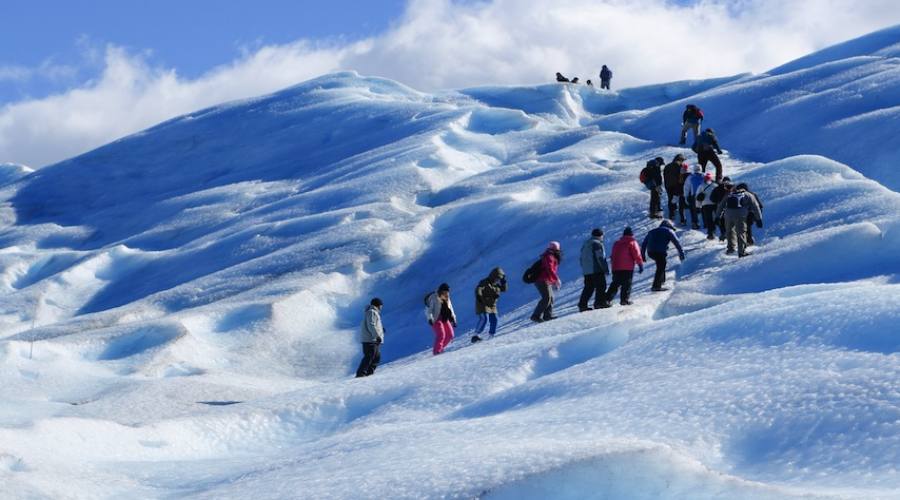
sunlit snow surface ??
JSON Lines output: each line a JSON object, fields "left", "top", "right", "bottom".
{"left": 1, "top": 29, "right": 900, "bottom": 500}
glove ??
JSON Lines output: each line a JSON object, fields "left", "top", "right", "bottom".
{"left": 641, "top": 254, "right": 647, "bottom": 262}
{"left": 553, "top": 282, "right": 561, "bottom": 291}
{"left": 757, "top": 220, "right": 763, "bottom": 228}
{"left": 428, "top": 319, "right": 434, "bottom": 326}
{"left": 452, "top": 322, "right": 458, "bottom": 328}
{"left": 638, "top": 266, "right": 644, "bottom": 274}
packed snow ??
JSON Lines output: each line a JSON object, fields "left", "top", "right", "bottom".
{"left": 1, "top": 27, "right": 899, "bottom": 500}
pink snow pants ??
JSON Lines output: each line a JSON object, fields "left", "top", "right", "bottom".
{"left": 432, "top": 320, "right": 455, "bottom": 355}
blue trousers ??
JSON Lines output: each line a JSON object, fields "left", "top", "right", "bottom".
{"left": 475, "top": 312, "right": 498, "bottom": 335}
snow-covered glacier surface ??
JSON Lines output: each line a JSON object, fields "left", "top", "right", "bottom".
{"left": 1, "top": 28, "right": 899, "bottom": 500}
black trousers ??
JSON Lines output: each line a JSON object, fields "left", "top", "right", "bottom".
{"left": 601, "top": 80, "right": 610, "bottom": 90}
{"left": 649, "top": 187, "right": 662, "bottom": 215}
{"left": 701, "top": 205, "right": 717, "bottom": 237}
{"left": 666, "top": 191, "right": 686, "bottom": 222}
{"left": 356, "top": 342, "right": 381, "bottom": 377}
{"left": 686, "top": 195, "right": 699, "bottom": 226}
{"left": 578, "top": 273, "right": 608, "bottom": 309}
{"left": 698, "top": 150, "right": 723, "bottom": 181}
{"left": 606, "top": 270, "right": 634, "bottom": 304}
{"left": 648, "top": 251, "right": 667, "bottom": 289}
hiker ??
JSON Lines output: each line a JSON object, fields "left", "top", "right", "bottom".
{"left": 683, "top": 164, "right": 705, "bottom": 230}
{"left": 737, "top": 183, "right": 764, "bottom": 246}
{"left": 605, "top": 227, "right": 643, "bottom": 306}
{"left": 640, "top": 157, "right": 665, "bottom": 219}
{"left": 599, "top": 65, "right": 612, "bottom": 90}
{"left": 694, "top": 128, "right": 725, "bottom": 182}
{"left": 356, "top": 297, "right": 384, "bottom": 378}
{"left": 531, "top": 241, "right": 562, "bottom": 322}
{"left": 426, "top": 283, "right": 457, "bottom": 355}
{"left": 641, "top": 220, "right": 685, "bottom": 292}
{"left": 571, "top": 77, "right": 580, "bottom": 84}
{"left": 578, "top": 228, "right": 610, "bottom": 311}
{"left": 664, "top": 154, "right": 688, "bottom": 225}
{"left": 709, "top": 176, "right": 733, "bottom": 241}
{"left": 716, "top": 184, "right": 763, "bottom": 257}
{"left": 586, "top": 79, "right": 594, "bottom": 87}
{"left": 680, "top": 104, "right": 703, "bottom": 145}
{"left": 695, "top": 172, "right": 719, "bottom": 240}
{"left": 472, "top": 267, "right": 508, "bottom": 343}
{"left": 556, "top": 72, "right": 570, "bottom": 83}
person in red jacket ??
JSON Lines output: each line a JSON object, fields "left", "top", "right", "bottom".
{"left": 530, "top": 241, "right": 562, "bottom": 322}
{"left": 603, "top": 227, "right": 644, "bottom": 306}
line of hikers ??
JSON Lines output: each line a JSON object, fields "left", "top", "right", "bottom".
{"left": 556, "top": 64, "right": 612, "bottom": 89}
{"left": 356, "top": 102, "right": 764, "bottom": 377}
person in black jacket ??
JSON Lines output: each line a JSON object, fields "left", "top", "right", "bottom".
{"left": 599, "top": 65, "right": 612, "bottom": 90}
{"left": 641, "top": 220, "right": 685, "bottom": 291}
{"left": 663, "top": 154, "right": 688, "bottom": 225}
{"left": 556, "top": 72, "right": 570, "bottom": 83}
{"left": 643, "top": 157, "right": 665, "bottom": 219}
{"left": 709, "top": 177, "right": 733, "bottom": 241}
{"left": 694, "top": 128, "right": 725, "bottom": 182}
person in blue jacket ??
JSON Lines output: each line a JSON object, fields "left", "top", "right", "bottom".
{"left": 641, "top": 220, "right": 685, "bottom": 291}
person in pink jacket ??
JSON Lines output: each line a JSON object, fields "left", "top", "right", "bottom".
{"left": 603, "top": 227, "right": 644, "bottom": 306}
{"left": 530, "top": 241, "right": 562, "bottom": 322}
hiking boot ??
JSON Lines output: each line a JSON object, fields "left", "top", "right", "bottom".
{"left": 471, "top": 335, "right": 482, "bottom": 343}
{"left": 726, "top": 248, "right": 735, "bottom": 255}
{"left": 578, "top": 306, "right": 593, "bottom": 312}
{"left": 739, "top": 251, "right": 751, "bottom": 258}
{"left": 691, "top": 223, "right": 700, "bottom": 230}
{"left": 679, "top": 219, "right": 687, "bottom": 226}
{"left": 543, "top": 315, "right": 558, "bottom": 321}
{"left": 706, "top": 235, "right": 715, "bottom": 240}
{"left": 596, "top": 301, "right": 612, "bottom": 309}
{"left": 530, "top": 315, "right": 544, "bottom": 323}
{"left": 620, "top": 300, "right": 633, "bottom": 306}
{"left": 650, "top": 287, "right": 669, "bottom": 292}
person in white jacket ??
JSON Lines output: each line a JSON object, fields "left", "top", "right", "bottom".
{"left": 425, "top": 283, "right": 457, "bottom": 355}
{"left": 695, "top": 172, "right": 719, "bottom": 240}
{"left": 356, "top": 298, "right": 384, "bottom": 377}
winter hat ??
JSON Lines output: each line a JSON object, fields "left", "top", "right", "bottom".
{"left": 704, "top": 172, "right": 714, "bottom": 181}
{"left": 623, "top": 226, "right": 633, "bottom": 236}
{"left": 548, "top": 241, "right": 561, "bottom": 251}
{"left": 735, "top": 182, "right": 748, "bottom": 191}
{"left": 674, "top": 154, "right": 686, "bottom": 162}
{"left": 490, "top": 267, "right": 506, "bottom": 279}
{"left": 722, "top": 176, "right": 731, "bottom": 183}
{"left": 692, "top": 164, "right": 702, "bottom": 173}
{"left": 654, "top": 156, "right": 665, "bottom": 166}
{"left": 370, "top": 297, "right": 383, "bottom": 308}
{"left": 438, "top": 283, "right": 451, "bottom": 293}
{"left": 591, "top": 228, "right": 604, "bottom": 237}
{"left": 660, "top": 219, "right": 674, "bottom": 229}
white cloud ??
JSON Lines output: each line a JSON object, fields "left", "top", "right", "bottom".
{"left": 2, "top": 0, "right": 899, "bottom": 167}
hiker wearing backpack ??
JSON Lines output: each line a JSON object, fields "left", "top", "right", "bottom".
{"left": 605, "top": 227, "right": 643, "bottom": 306}
{"left": 640, "top": 157, "right": 665, "bottom": 219}
{"left": 600, "top": 65, "right": 612, "bottom": 90}
{"left": 695, "top": 172, "right": 719, "bottom": 240}
{"left": 709, "top": 177, "right": 733, "bottom": 241}
{"left": 472, "top": 267, "right": 508, "bottom": 343}
{"left": 578, "top": 228, "right": 610, "bottom": 312}
{"left": 530, "top": 241, "right": 562, "bottom": 322}
{"left": 356, "top": 297, "right": 385, "bottom": 378}
{"left": 695, "top": 128, "right": 725, "bottom": 182}
{"left": 641, "top": 220, "right": 685, "bottom": 292}
{"left": 716, "top": 184, "right": 763, "bottom": 257}
{"left": 738, "top": 183, "right": 764, "bottom": 246}
{"left": 425, "top": 283, "right": 457, "bottom": 355}
{"left": 664, "top": 154, "right": 688, "bottom": 225}
{"left": 683, "top": 164, "right": 705, "bottom": 230}
{"left": 556, "top": 72, "right": 570, "bottom": 83}
{"left": 680, "top": 104, "right": 703, "bottom": 145}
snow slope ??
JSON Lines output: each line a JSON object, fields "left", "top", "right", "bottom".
{"left": 1, "top": 27, "right": 899, "bottom": 499}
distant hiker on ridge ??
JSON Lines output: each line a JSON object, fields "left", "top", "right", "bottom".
{"left": 571, "top": 77, "right": 580, "bottom": 84}
{"left": 680, "top": 104, "right": 704, "bottom": 145}
{"left": 694, "top": 128, "right": 725, "bottom": 182}
{"left": 530, "top": 241, "right": 562, "bottom": 323}
{"left": 586, "top": 79, "right": 594, "bottom": 87}
{"left": 425, "top": 283, "right": 457, "bottom": 355}
{"left": 641, "top": 220, "right": 685, "bottom": 292}
{"left": 472, "top": 267, "right": 508, "bottom": 343}
{"left": 716, "top": 183, "right": 763, "bottom": 257}
{"left": 605, "top": 227, "right": 643, "bottom": 306}
{"left": 578, "top": 228, "right": 610, "bottom": 312}
{"left": 640, "top": 156, "right": 665, "bottom": 219}
{"left": 600, "top": 65, "right": 613, "bottom": 90}
{"left": 664, "top": 154, "right": 689, "bottom": 225}
{"left": 556, "top": 72, "right": 570, "bottom": 83}
{"left": 356, "top": 298, "right": 384, "bottom": 378}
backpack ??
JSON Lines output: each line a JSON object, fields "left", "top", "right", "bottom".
{"left": 423, "top": 291, "right": 435, "bottom": 306}
{"left": 639, "top": 162, "right": 657, "bottom": 188}
{"left": 522, "top": 259, "right": 543, "bottom": 284}
{"left": 726, "top": 192, "right": 747, "bottom": 209}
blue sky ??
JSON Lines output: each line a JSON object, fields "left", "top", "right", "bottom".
{"left": 1, "top": 0, "right": 406, "bottom": 102}
{"left": 1, "top": 0, "right": 898, "bottom": 168}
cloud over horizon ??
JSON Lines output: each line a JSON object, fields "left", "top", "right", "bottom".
{"left": 2, "top": 0, "right": 899, "bottom": 168}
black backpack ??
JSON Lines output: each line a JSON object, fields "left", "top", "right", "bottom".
{"left": 522, "top": 259, "right": 543, "bottom": 284}
{"left": 726, "top": 192, "right": 747, "bottom": 209}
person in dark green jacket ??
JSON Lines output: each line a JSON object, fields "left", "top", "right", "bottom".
{"left": 472, "top": 267, "right": 507, "bottom": 343}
